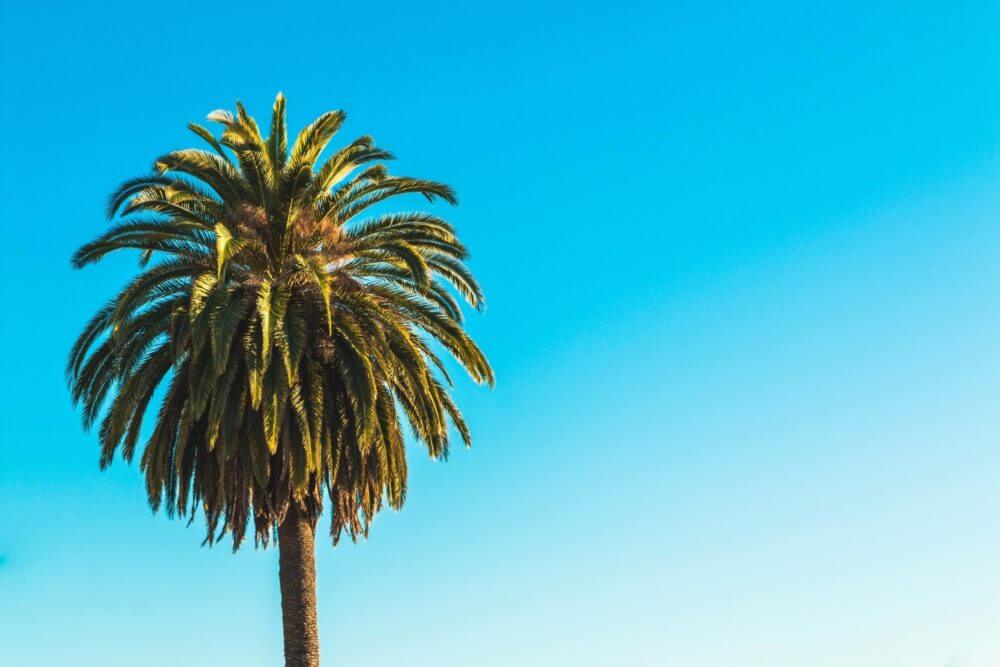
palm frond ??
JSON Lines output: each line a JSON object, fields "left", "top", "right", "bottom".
{"left": 70, "top": 95, "right": 491, "bottom": 549}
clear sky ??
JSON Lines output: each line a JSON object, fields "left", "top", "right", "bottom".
{"left": 2, "top": 1, "right": 1000, "bottom": 665}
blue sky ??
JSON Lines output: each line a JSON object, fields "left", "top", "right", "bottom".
{"left": 2, "top": 1, "right": 1000, "bottom": 665}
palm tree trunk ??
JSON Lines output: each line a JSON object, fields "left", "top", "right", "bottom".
{"left": 278, "top": 503, "right": 320, "bottom": 667}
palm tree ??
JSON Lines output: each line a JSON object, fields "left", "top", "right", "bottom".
{"left": 68, "top": 94, "right": 493, "bottom": 666}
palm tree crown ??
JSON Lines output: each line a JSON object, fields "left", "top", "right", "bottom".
{"left": 69, "top": 94, "right": 493, "bottom": 549}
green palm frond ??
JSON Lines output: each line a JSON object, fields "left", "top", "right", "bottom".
{"left": 69, "top": 94, "right": 492, "bottom": 550}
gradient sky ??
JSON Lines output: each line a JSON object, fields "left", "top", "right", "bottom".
{"left": 3, "top": 1, "right": 1000, "bottom": 665}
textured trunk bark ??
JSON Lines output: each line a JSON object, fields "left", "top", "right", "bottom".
{"left": 278, "top": 503, "right": 320, "bottom": 667}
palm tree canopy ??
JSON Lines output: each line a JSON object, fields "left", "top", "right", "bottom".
{"left": 69, "top": 94, "right": 493, "bottom": 549}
